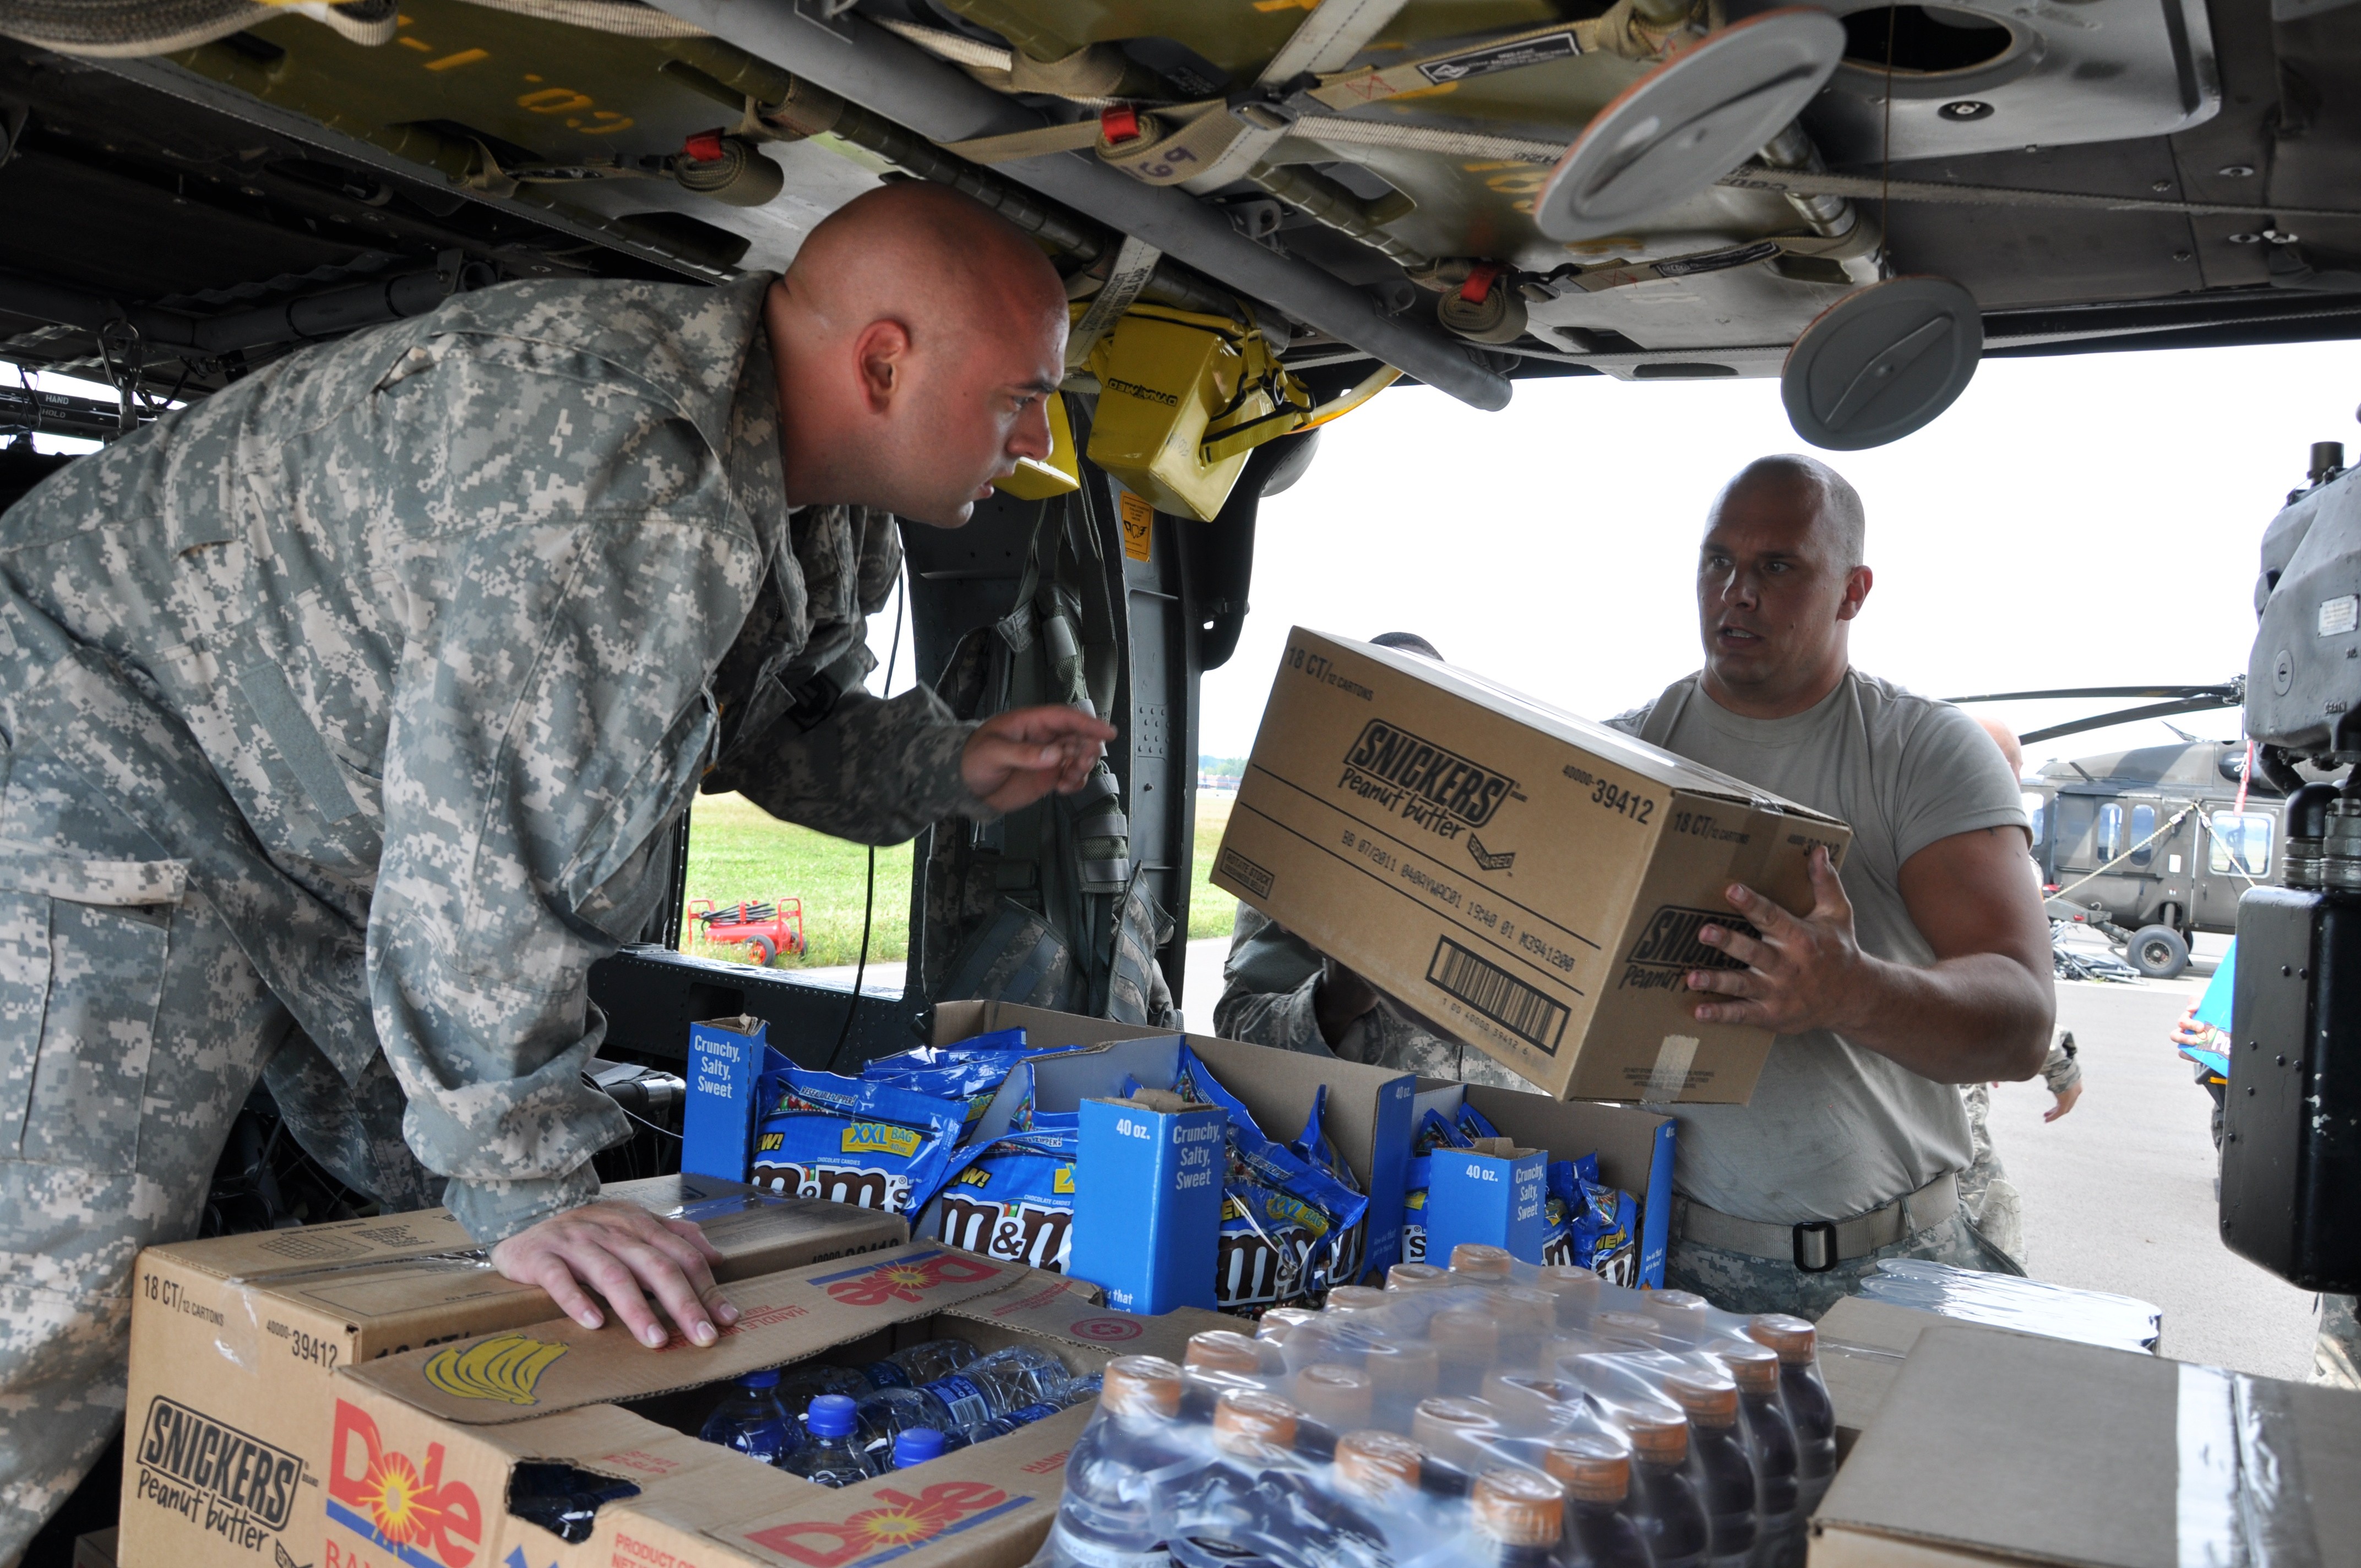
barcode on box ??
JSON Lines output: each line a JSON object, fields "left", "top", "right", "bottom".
{"left": 1427, "top": 937, "right": 1569, "bottom": 1055}
{"left": 1218, "top": 847, "right": 1274, "bottom": 899}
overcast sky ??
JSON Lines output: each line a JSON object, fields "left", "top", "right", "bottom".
{"left": 1195, "top": 338, "right": 2361, "bottom": 774}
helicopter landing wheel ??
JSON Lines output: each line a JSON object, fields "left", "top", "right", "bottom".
{"left": 2127, "top": 924, "right": 2189, "bottom": 980}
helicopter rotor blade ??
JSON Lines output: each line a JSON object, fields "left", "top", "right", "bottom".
{"left": 1945, "top": 683, "right": 2244, "bottom": 706}
{"left": 2017, "top": 695, "right": 2249, "bottom": 745}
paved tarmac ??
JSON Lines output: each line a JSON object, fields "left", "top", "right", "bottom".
{"left": 1179, "top": 934, "right": 2328, "bottom": 1380}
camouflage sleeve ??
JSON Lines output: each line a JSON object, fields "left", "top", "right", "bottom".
{"left": 1212, "top": 904, "right": 1337, "bottom": 1057}
{"left": 715, "top": 680, "right": 983, "bottom": 846}
{"left": 374, "top": 500, "right": 761, "bottom": 1245}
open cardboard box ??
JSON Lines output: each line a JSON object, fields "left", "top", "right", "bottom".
{"left": 689, "top": 999, "right": 1676, "bottom": 1297}
{"left": 1214, "top": 629, "right": 1853, "bottom": 1103}
{"left": 1408, "top": 1079, "right": 1675, "bottom": 1288}
{"left": 317, "top": 1242, "right": 1230, "bottom": 1568}
{"left": 1810, "top": 1325, "right": 2361, "bottom": 1566}
{"left": 121, "top": 1174, "right": 905, "bottom": 1568}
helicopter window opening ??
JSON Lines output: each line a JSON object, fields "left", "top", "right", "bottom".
{"left": 2022, "top": 792, "right": 2046, "bottom": 846}
{"left": 2130, "top": 805, "right": 2157, "bottom": 867}
{"left": 1840, "top": 6, "right": 2016, "bottom": 74}
{"left": 2210, "top": 813, "right": 2273, "bottom": 876}
{"left": 2097, "top": 804, "right": 2125, "bottom": 864}
{"left": 2056, "top": 796, "right": 2098, "bottom": 868}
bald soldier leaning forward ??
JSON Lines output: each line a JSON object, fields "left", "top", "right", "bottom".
{"left": 0, "top": 183, "right": 1112, "bottom": 1555}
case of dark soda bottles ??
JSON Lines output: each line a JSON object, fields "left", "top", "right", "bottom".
{"left": 1028, "top": 1245, "right": 1838, "bottom": 1568}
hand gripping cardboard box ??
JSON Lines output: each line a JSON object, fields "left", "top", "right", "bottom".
{"left": 1212, "top": 629, "right": 1854, "bottom": 1102}
{"left": 122, "top": 1174, "right": 905, "bottom": 1568}
{"left": 1810, "top": 1325, "right": 2361, "bottom": 1566}
{"left": 313, "top": 1243, "right": 1230, "bottom": 1568}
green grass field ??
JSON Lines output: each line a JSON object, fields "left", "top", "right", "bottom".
{"left": 679, "top": 790, "right": 1238, "bottom": 970}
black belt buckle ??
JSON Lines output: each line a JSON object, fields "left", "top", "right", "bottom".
{"left": 1793, "top": 1219, "right": 1839, "bottom": 1273}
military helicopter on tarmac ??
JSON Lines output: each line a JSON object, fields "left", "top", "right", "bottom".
{"left": 1948, "top": 680, "right": 2279, "bottom": 980}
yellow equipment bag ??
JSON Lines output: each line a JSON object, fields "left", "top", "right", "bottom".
{"left": 1082, "top": 304, "right": 1312, "bottom": 520}
{"left": 995, "top": 391, "right": 1082, "bottom": 500}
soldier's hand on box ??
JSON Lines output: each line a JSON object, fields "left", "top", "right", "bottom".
{"left": 1314, "top": 956, "right": 1381, "bottom": 1044}
{"left": 489, "top": 1201, "right": 737, "bottom": 1350}
{"left": 961, "top": 705, "right": 1118, "bottom": 813}
{"left": 1684, "top": 846, "right": 1865, "bottom": 1032}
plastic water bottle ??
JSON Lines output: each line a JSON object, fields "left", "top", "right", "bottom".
{"left": 784, "top": 1394, "right": 879, "bottom": 1487}
{"left": 892, "top": 1427, "right": 946, "bottom": 1469}
{"left": 1546, "top": 1439, "right": 1651, "bottom": 1568}
{"left": 916, "top": 1344, "right": 1072, "bottom": 1439}
{"left": 1664, "top": 1374, "right": 1755, "bottom": 1568}
{"left": 1714, "top": 1344, "right": 1800, "bottom": 1567}
{"left": 1746, "top": 1316, "right": 1837, "bottom": 1516}
{"left": 1429, "top": 1308, "right": 1502, "bottom": 1396}
{"left": 699, "top": 1369, "right": 803, "bottom": 1468}
{"left": 853, "top": 1386, "right": 965, "bottom": 1469}
{"left": 1618, "top": 1408, "right": 1707, "bottom": 1568}
{"left": 864, "top": 1337, "right": 978, "bottom": 1389}
{"left": 777, "top": 1363, "right": 874, "bottom": 1421}
{"left": 1039, "top": 1356, "right": 1193, "bottom": 1568}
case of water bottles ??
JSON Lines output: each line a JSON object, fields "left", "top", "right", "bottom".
{"left": 1033, "top": 1244, "right": 1841, "bottom": 1568}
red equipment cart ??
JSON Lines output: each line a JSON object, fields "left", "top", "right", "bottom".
{"left": 687, "top": 897, "right": 805, "bottom": 966}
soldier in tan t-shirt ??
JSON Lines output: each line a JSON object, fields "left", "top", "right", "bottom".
{"left": 1603, "top": 455, "right": 2057, "bottom": 1317}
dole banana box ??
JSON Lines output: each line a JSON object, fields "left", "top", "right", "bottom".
{"left": 311, "top": 1243, "right": 1228, "bottom": 1568}
{"left": 1213, "top": 629, "right": 1854, "bottom": 1103}
{"left": 121, "top": 1174, "right": 904, "bottom": 1568}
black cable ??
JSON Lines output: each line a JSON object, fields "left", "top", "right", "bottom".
{"left": 830, "top": 567, "right": 907, "bottom": 1062}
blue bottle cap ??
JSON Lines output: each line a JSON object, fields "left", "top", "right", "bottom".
{"left": 893, "top": 1427, "right": 946, "bottom": 1466}
{"left": 742, "top": 1368, "right": 781, "bottom": 1390}
{"left": 806, "top": 1393, "right": 857, "bottom": 1438}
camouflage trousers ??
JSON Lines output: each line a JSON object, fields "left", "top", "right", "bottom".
{"left": 2317, "top": 1294, "right": 2360, "bottom": 1391}
{"left": 0, "top": 747, "right": 423, "bottom": 1565}
{"left": 1666, "top": 1207, "right": 2022, "bottom": 1320}
{"left": 1957, "top": 1082, "right": 2026, "bottom": 1266}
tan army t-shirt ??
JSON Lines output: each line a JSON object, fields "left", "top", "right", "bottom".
{"left": 1608, "top": 669, "right": 2030, "bottom": 1223}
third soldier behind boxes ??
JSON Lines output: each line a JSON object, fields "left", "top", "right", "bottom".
{"left": 1215, "top": 633, "right": 1535, "bottom": 1091}
{"left": 1603, "top": 456, "right": 2055, "bottom": 1318}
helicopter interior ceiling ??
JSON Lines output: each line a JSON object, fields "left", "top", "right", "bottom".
{"left": 0, "top": 0, "right": 2358, "bottom": 441}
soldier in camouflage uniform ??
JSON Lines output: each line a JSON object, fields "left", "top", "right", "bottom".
{"left": 0, "top": 183, "right": 1110, "bottom": 1558}
{"left": 1212, "top": 634, "right": 1538, "bottom": 1092}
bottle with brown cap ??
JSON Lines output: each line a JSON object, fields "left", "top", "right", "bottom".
{"left": 1618, "top": 1407, "right": 1708, "bottom": 1568}
{"left": 1332, "top": 1429, "right": 1425, "bottom": 1505}
{"left": 1747, "top": 1314, "right": 1836, "bottom": 1513}
{"left": 1041, "top": 1355, "right": 1192, "bottom": 1568}
{"left": 1451, "top": 1243, "right": 1516, "bottom": 1281}
{"left": 1387, "top": 1261, "right": 1451, "bottom": 1291}
{"left": 1410, "top": 1395, "right": 1504, "bottom": 1485}
{"left": 1663, "top": 1374, "right": 1756, "bottom": 1568}
{"left": 1470, "top": 1468, "right": 1567, "bottom": 1568}
{"left": 1544, "top": 1438, "right": 1650, "bottom": 1568}
{"left": 1429, "top": 1305, "right": 1503, "bottom": 1395}
{"left": 1361, "top": 1339, "right": 1440, "bottom": 1428}
{"left": 1290, "top": 1363, "right": 1374, "bottom": 1455}
{"left": 1715, "top": 1341, "right": 1802, "bottom": 1566}
{"left": 1324, "top": 1284, "right": 1391, "bottom": 1313}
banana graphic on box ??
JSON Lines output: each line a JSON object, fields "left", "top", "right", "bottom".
{"left": 423, "top": 1331, "right": 570, "bottom": 1405}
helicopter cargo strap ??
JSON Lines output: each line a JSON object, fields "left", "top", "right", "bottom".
{"left": 1675, "top": 1172, "right": 1960, "bottom": 1273}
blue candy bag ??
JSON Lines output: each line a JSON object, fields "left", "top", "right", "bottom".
{"left": 1169, "top": 1046, "right": 1369, "bottom": 1309}
{"left": 931, "top": 1127, "right": 1077, "bottom": 1271}
{"left": 860, "top": 1030, "right": 1083, "bottom": 1143}
{"left": 1543, "top": 1153, "right": 1639, "bottom": 1283}
{"left": 751, "top": 1064, "right": 964, "bottom": 1219}
{"left": 1455, "top": 1101, "right": 1504, "bottom": 1144}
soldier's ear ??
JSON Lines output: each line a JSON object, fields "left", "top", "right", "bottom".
{"left": 854, "top": 319, "right": 913, "bottom": 413}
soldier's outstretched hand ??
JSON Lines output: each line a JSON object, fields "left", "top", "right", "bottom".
{"left": 962, "top": 704, "right": 1118, "bottom": 813}
{"left": 489, "top": 1201, "right": 737, "bottom": 1350}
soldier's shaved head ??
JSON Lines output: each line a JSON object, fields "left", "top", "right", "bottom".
{"left": 1716, "top": 454, "right": 1867, "bottom": 568}
{"left": 1695, "top": 454, "right": 1876, "bottom": 718}
{"left": 1976, "top": 716, "right": 2025, "bottom": 778}
{"left": 768, "top": 183, "right": 1069, "bottom": 526}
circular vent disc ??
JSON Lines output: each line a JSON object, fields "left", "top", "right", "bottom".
{"left": 1781, "top": 275, "right": 1984, "bottom": 450}
{"left": 1533, "top": 8, "right": 1848, "bottom": 242}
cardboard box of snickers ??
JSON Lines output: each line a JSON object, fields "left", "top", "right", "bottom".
{"left": 1212, "top": 628, "right": 1853, "bottom": 1103}
{"left": 121, "top": 1173, "right": 904, "bottom": 1568}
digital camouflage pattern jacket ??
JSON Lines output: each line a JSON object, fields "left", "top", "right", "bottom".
{"left": 0, "top": 273, "right": 980, "bottom": 1243}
